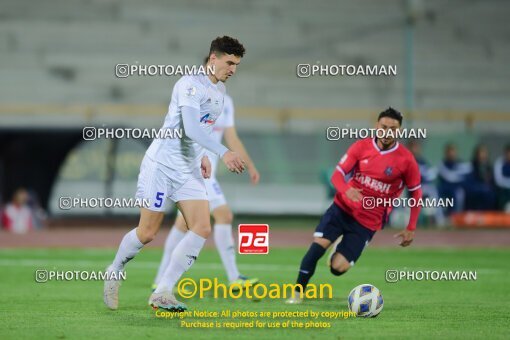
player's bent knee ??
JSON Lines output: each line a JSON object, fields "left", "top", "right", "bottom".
{"left": 330, "top": 262, "right": 350, "bottom": 276}
{"left": 332, "top": 262, "right": 351, "bottom": 274}
{"left": 213, "top": 206, "right": 233, "bottom": 224}
{"left": 330, "top": 267, "right": 346, "bottom": 276}
{"left": 136, "top": 227, "right": 156, "bottom": 244}
{"left": 214, "top": 213, "right": 233, "bottom": 225}
{"left": 190, "top": 224, "right": 212, "bottom": 238}
{"left": 330, "top": 253, "right": 351, "bottom": 275}
{"left": 220, "top": 211, "right": 234, "bottom": 224}
{"left": 137, "top": 208, "right": 164, "bottom": 243}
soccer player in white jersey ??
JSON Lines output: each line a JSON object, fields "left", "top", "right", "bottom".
{"left": 152, "top": 92, "right": 260, "bottom": 292}
{"left": 104, "top": 36, "right": 246, "bottom": 312}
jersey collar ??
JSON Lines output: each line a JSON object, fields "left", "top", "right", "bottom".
{"left": 203, "top": 73, "right": 219, "bottom": 88}
{"left": 372, "top": 138, "right": 399, "bottom": 155}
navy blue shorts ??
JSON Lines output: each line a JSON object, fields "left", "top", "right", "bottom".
{"left": 314, "top": 203, "right": 375, "bottom": 264}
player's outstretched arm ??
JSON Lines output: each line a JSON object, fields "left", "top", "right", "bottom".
{"left": 394, "top": 187, "right": 422, "bottom": 247}
{"left": 181, "top": 106, "right": 245, "bottom": 174}
{"left": 224, "top": 127, "right": 259, "bottom": 184}
{"left": 182, "top": 106, "right": 229, "bottom": 156}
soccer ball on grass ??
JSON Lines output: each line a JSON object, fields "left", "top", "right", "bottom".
{"left": 348, "top": 284, "right": 383, "bottom": 317}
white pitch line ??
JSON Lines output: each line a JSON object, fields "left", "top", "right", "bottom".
{"left": 0, "top": 258, "right": 299, "bottom": 272}
{"left": 0, "top": 259, "right": 502, "bottom": 274}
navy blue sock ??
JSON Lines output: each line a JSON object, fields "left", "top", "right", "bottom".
{"left": 296, "top": 242, "right": 326, "bottom": 291}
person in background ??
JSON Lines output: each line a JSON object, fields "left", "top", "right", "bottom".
{"left": 465, "top": 144, "right": 496, "bottom": 211}
{"left": 27, "top": 189, "right": 48, "bottom": 229}
{"left": 408, "top": 140, "right": 445, "bottom": 226}
{"left": 1, "top": 188, "right": 33, "bottom": 234}
{"left": 438, "top": 143, "right": 471, "bottom": 215}
{"left": 493, "top": 144, "right": 510, "bottom": 211}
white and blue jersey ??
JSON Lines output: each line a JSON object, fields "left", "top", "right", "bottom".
{"left": 146, "top": 74, "right": 226, "bottom": 174}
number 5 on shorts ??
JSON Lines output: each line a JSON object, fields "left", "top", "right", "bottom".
{"left": 154, "top": 192, "right": 164, "bottom": 208}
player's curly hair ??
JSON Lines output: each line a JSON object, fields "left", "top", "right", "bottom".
{"left": 209, "top": 36, "right": 246, "bottom": 58}
{"left": 378, "top": 107, "right": 403, "bottom": 125}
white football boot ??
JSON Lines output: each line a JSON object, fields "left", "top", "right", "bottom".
{"left": 103, "top": 266, "right": 122, "bottom": 310}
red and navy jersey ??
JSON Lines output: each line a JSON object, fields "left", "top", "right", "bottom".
{"left": 334, "top": 138, "right": 421, "bottom": 231}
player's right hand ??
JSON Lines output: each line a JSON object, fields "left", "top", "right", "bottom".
{"left": 394, "top": 230, "right": 414, "bottom": 247}
{"left": 222, "top": 151, "right": 245, "bottom": 174}
{"left": 345, "top": 187, "right": 363, "bottom": 202}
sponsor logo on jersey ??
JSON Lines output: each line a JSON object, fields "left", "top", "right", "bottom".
{"left": 200, "top": 113, "right": 215, "bottom": 124}
{"left": 354, "top": 173, "right": 391, "bottom": 194}
{"left": 384, "top": 166, "right": 393, "bottom": 176}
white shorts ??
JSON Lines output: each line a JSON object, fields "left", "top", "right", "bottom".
{"left": 205, "top": 176, "right": 227, "bottom": 211}
{"left": 135, "top": 155, "right": 207, "bottom": 212}
{"left": 175, "top": 176, "right": 227, "bottom": 216}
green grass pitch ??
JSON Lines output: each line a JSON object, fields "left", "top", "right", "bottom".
{"left": 0, "top": 247, "right": 508, "bottom": 339}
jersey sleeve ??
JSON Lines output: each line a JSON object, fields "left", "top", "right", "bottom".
{"left": 175, "top": 77, "right": 204, "bottom": 110}
{"left": 223, "top": 94, "right": 235, "bottom": 128}
{"left": 181, "top": 106, "right": 229, "bottom": 157}
{"left": 336, "top": 140, "right": 362, "bottom": 176}
{"left": 404, "top": 156, "right": 422, "bottom": 192}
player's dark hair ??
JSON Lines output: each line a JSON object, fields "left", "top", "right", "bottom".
{"left": 378, "top": 107, "right": 403, "bottom": 126}
{"left": 209, "top": 36, "right": 246, "bottom": 58}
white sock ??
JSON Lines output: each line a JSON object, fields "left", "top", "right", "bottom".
{"left": 154, "top": 227, "right": 187, "bottom": 284}
{"left": 154, "top": 231, "right": 206, "bottom": 293}
{"left": 111, "top": 228, "right": 143, "bottom": 272}
{"left": 214, "top": 223, "right": 240, "bottom": 282}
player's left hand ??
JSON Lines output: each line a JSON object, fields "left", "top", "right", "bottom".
{"left": 249, "top": 167, "right": 260, "bottom": 185}
{"left": 394, "top": 229, "right": 414, "bottom": 247}
{"left": 201, "top": 156, "right": 211, "bottom": 179}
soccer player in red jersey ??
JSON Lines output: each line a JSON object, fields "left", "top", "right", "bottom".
{"left": 286, "top": 108, "right": 422, "bottom": 304}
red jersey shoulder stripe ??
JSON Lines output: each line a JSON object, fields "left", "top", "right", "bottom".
{"left": 408, "top": 184, "right": 422, "bottom": 191}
